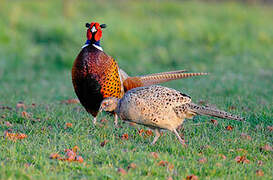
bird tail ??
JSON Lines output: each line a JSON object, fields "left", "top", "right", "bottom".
{"left": 187, "top": 103, "right": 244, "bottom": 121}
{"left": 123, "top": 70, "right": 208, "bottom": 91}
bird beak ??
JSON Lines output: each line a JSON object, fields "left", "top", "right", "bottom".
{"left": 91, "top": 26, "right": 97, "bottom": 33}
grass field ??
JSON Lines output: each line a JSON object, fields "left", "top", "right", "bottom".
{"left": 0, "top": 0, "right": 272, "bottom": 179}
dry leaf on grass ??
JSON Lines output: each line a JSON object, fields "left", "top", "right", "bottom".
{"left": 16, "top": 102, "right": 26, "bottom": 110}
{"left": 5, "top": 121, "right": 12, "bottom": 127}
{"left": 167, "top": 177, "right": 173, "bottom": 180}
{"left": 235, "top": 155, "right": 250, "bottom": 164}
{"left": 225, "top": 125, "right": 233, "bottom": 131}
{"left": 100, "top": 140, "right": 109, "bottom": 147}
{"left": 50, "top": 153, "right": 60, "bottom": 159}
{"left": 267, "top": 126, "right": 273, "bottom": 131}
{"left": 4, "top": 131, "right": 27, "bottom": 141}
{"left": 210, "top": 119, "right": 218, "bottom": 125}
{"left": 21, "top": 111, "right": 30, "bottom": 118}
{"left": 158, "top": 160, "right": 168, "bottom": 167}
{"left": 256, "top": 170, "right": 264, "bottom": 176}
{"left": 186, "top": 175, "right": 198, "bottom": 180}
{"left": 121, "top": 133, "right": 129, "bottom": 140}
{"left": 260, "top": 144, "right": 273, "bottom": 152}
{"left": 198, "top": 157, "right": 207, "bottom": 164}
{"left": 117, "top": 168, "right": 127, "bottom": 175}
{"left": 150, "top": 152, "right": 159, "bottom": 159}
{"left": 219, "top": 154, "right": 226, "bottom": 160}
{"left": 145, "top": 129, "right": 153, "bottom": 136}
{"left": 61, "top": 99, "right": 79, "bottom": 104}
{"left": 138, "top": 129, "right": 144, "bottom": 136}
{"left": 127, "top": 163, "right": 137, "bottom": 170}
{"left": 64, "top": 123, "right": 73, "bottom": 129}
{"left": 50, "top": 146, "right": 83, "bottom": 163}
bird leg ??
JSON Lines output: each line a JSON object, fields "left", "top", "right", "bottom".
{"left": 151, "top": 128, "right": 161, "bottom": 145}
{"left": 173, "top": 129, "right": 187, "bottom": 147}
{"left": 93, "top": 117, "right": 97, "bottom": 124}
{"left": 114, "top": 113, "right": 119, "bottom": 127}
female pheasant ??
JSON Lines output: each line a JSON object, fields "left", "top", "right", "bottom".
{"left": 99, "top": 85, "right": 244, "bottom": 146}
{"left": 72, "top": 22, "right": 207, "bottom": 125}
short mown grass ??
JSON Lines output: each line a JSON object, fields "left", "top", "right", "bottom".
{"left": 0, "top": 0, "right": 272, "bottom": 179}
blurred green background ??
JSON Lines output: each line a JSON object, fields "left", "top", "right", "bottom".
{"left": 0, "top": 0, "right": 273, "bottom": 179}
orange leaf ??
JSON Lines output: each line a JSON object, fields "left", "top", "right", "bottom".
{"left": 158, "top": 160, "right": 168, "bottom": 167}
{"left": 50, "top": 153, "right": 60, "bottom": 159}
{"left": 121, "top": 133, "right": 129, "bottom": 140}
{"left": 260, "top": 144, "right": 273, "bottom": 152}
{"left": 150, "top": 152, "right": 159, "bottom": 159}
{"left": 167, "top": 177, "right": 173, "bottom": 180}
{"left": 235, "top": 155, "right": 250, "bottom": 164}
{"left": 210, "top": 119, "right": 218, "bottom": 125}
{"left": 256, "top": 170, "right": 264, "bottom": 176}
{"left": 21, "top": 111, "right": 30, "bottom": 118}
{"left": 219, "top": 154, "right": 226, "bottom": 160}
{"left": 186, "top": 175, "right": 198, "bottom": 180}
{"left": 145, "top": 129, "right": 153, "bottom": 136}
{"left": 198, "top": 157, "right": 207, "bottom": 164}
{"left": 117, "top": 168, "right": 127, "bottom": 175}
{"left": 72, "top": 146, "right": 79, "bottom": 153}
{"left": 225, "top": 125, "right": 233, "bottom": 131}
{"left": 65, "top": 123, "right": 73, "bottom": 128}
{"left": 61, "top": 99, "right": 79, "bottom": 104}
{"left": 267, "top": 126, "right": 273, "bottom": 131}
{"left": 75, "top": 155, "right": 84, "bottom": 163}
{"left": 128, "top": 163, "right": 137, "bottom": 170}
{"left": 138, "top": 129, "right": 144, "bottom": 136}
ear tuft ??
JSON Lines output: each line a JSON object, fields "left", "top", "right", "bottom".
{"left": 100, "top": 24, "right": 107, "bottom": 29}
{"left": 85, "top": 23, "right": 90, "bottom": 28}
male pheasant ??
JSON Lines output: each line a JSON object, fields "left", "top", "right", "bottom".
{"left": 72, "top": 22, "right": 207, "bottom": 125}
{"left": 99, "top": 85, "right": 244, "bottom": 146}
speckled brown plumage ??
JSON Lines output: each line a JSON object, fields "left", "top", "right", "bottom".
{"left": 99, "top": 85, "right": 244, "bottom": 145}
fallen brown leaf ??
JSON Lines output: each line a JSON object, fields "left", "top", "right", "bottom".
{"left": 219, "top": 154, "right": 226, "bottom": 160}
{"left": 65, "top": 123, "right": 73, "bottom": 129}
{"left": 150, "top": 152, "right": 159, "bottom": 159}
{"left": 128, "top": 163, "right": 137, "bottom": 170}
{"left": 235, "top": 155, "right": 250, "bottom": 164}
{"left": 138, "top": 129, "right": 144, "bottom": 136}
{"left": 267, "top": 126, "right": 273, "bottom": 131}
{"left": 21, "top": 111, "right": 30, "bottom": 118}
{"left": 256, "top": 169, "right": 264, "bottom": 176}
{"left": 50, "top": 153, "right": 60, "bottom": 159}
{"left": 158, "top": 160, "right": 168, "bottom": 167}
{"left": 75, "top": 155, "right": 84, "bottom": 163}
{"left": 121, "top": 133, "right": 129, "bottom": 140}
{"left": 4, "top": 131, "right": 27, "bottom": 141}
{"left": 72, "top": 146, "right": 79, "bottom": 153}
{"left": 145, "top": 129, "right": 153, "bottom": 136}
{"left": 226, "top": 125, "right": 233, "bottom": 131}
{"left": 5, "top": 121, "right": 12, "bottom": 127}
{"left": 198, "top": 157, "right": 207, "bottom": 164}
{"left": 210, "top": 119, "right": 218, "bottom": 125}
{"left": 61, "top": 99, "right": 79, "bottom": 104}
{"left": 186, "top": 175, "right": 198, "bottom": 180}
{"left": 16, "top": 102, "right": 26, "bottom": 110}
{"left": 260, "top": 144, "right": 273, "bottom": 152}
{"left": 100, "top": 140, "right": 109, "bottom": 147}
{"left": 167, "top": 177, "right": 173, "bottom": 180}
{"left": 117, "top": 168, "right": 127, "bottom": 175}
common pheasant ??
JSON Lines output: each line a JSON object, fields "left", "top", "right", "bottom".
{"left": 72, "top": 22, "right": 207, "bottom": 125}
{"left": 99, "top": 85, "right": 244, "bottom": 146}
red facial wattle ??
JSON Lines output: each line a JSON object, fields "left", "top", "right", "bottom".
{"left": 86, "top": 22, "right": 102, "bottom": 42}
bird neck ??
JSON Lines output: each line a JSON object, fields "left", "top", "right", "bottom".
{"left": 82, "top": 40, "right": 103, "bottom": 51}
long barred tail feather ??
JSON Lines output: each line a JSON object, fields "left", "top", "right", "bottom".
{"left": 187, "top": 103, "right": 244, "bottom": 121}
